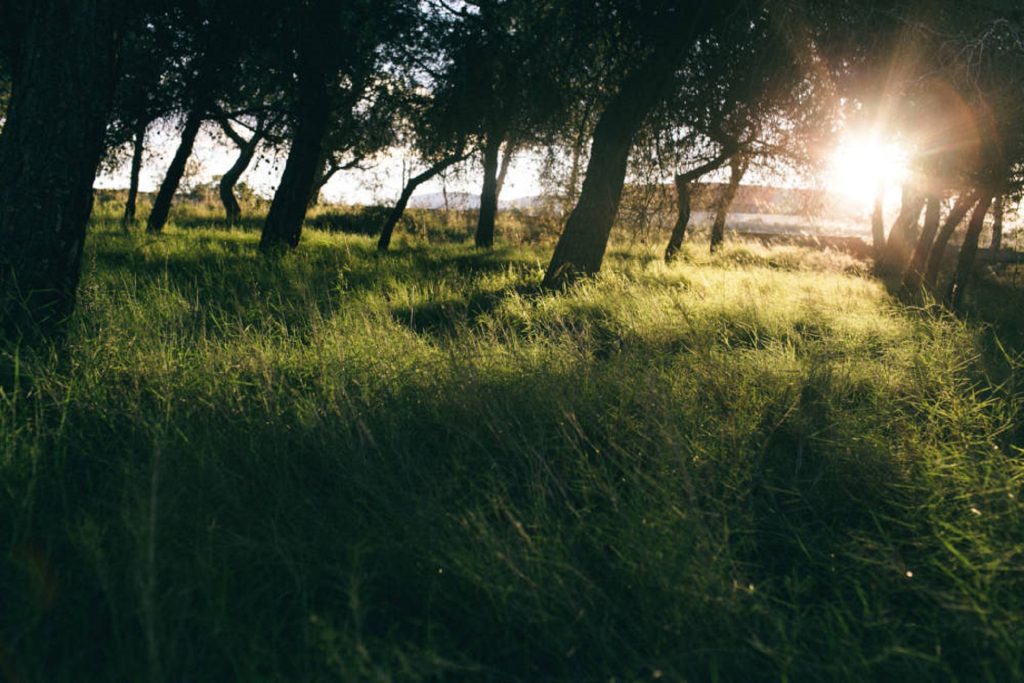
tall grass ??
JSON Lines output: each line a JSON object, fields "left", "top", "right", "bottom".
{"left": 1, "top": 220, "right": 1022, "bottom": 681}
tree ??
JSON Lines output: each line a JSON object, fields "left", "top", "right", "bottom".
{"left": 218, "top": 115, "right": 277, "bottom": 225}
{"left": 377, "top": 152, "right": 469, "bottom": 251}
{"left": 143, "top": 3, "right": 250, "bottom": 235}
{"left": 920, "top": 191, "right": 977, "bottom": 292}
{"left": 122, "top": 123, "right": 148, "bottom": 228}
{"left": 103, "top": 14, "right": 180, "bottom": 229}
{"left": 662, "top": 147, "right": 734, "bottom": 261}
{"left": 543, "top": 1, "right": 751, "bottom": 289}
{"left": 901, "top": 193, "right": 941, "bottom": 290}
{"left": 871, "top": 184, "right": 885, "bottom": 257}
{"left": 946, "top": 192, "right": 995, "bottom": 310}
{"left": 0, "top": 0, "right": 131, "bottom": 340}
{"left": 260, "top": 0, "right": 417, "bottom": 253}
{"left": 990, "top": 195, "right": 1005, "bottom": 252}
{"left": 147, "top": 110, "right": 206, "bottom": 233}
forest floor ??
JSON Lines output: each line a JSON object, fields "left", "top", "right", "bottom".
{"left": 1, "top": 214, "right": 1022, "bottom": 681}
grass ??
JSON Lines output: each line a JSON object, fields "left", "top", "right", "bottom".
{"left": 1, "top": 213, "right": 1023, "bottom": 681}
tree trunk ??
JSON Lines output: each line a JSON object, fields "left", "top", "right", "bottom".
{"left": 664, "top": 176, "right": 691, "bottom": 262}
{"left": 709, "top": 155, "right": 748, "bottom": 253}
{"left": 378, "top": 153, "right": 466, "bottom": 251}
{"left": 991, "top": 195, "right": 1004, "bottom": 252}
{"left": 923, "top": 191, "right": 976, "bottom": 292}
{"left": 475, "top": 132, "right": 503, "bottom": 248}
{"left": 260, "top": 69, "right": 331, "bottom": 252}
{"left": 901, "top": 193, "right": 941, "bottom": 290}
{"left": 122, "top": 121, "right": 147, "bottom": 230}
{"left": 879, "top": 184, "right": 925, "bottom": 272}
{"left": 946, "top": 192, "right": 995, "bottom": 311}
{"left": 0, "top": 0, "right": 124, "bottom": 340}
{"left": 871, "top": 183, "right": 885, "bottom": 257}
{"left": 495, "top": 142, "right": 514, "bottom": 198}
{"left": 146, "top": 109, "right": 203, "bottom": 234}
{"left": 542, "top": 39, "right": 692, "bottom": 289}
{"left": 662, "top": 148, "right": 735, "bottom": 263}
{"left": 219, "top": 125, "right": 263, "bottom": 226}
{"left": 308, "top": 156, "right": 357, "bottom": 209}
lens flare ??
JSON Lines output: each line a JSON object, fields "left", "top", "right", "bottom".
{"left": 826, "top": 133, "right": 910, "bottom": 208}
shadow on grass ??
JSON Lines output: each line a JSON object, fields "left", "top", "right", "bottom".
{"left": 390, "top": 282, "right": 544, "bottom": 337}
{"left": 86, "top": 228, "right": 542, "bottom": 340}
{"left": 1, "top": 344, "right": 948, "bottom": 682}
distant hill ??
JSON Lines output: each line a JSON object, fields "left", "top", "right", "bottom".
{"left": 408, "top": 192, "right": 478, "bottom": 210}
{"left": 408, "top": 184, "right": 863, "bottom": 217}
{"left": 408, "top": 192, "right": 543, "bottom": 211}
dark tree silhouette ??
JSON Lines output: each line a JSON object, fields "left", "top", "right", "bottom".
{"left": 0, "top": 0, "right": 128, "bottom": 339}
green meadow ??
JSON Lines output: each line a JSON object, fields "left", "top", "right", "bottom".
{"left": 1, "top": 214, "right": 1022, "bottom": 681}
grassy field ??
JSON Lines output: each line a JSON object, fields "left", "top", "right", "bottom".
{"left": 1, "top": 214, "right": 1023, "bottom": 681}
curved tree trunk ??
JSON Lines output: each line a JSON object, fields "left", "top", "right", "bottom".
{"left": 260, "top": 69, "right": 331, "bottom": 252}
{"left": 146, "top": 109, "right": 203, "bottom": 234}
{"left": 664, "top": 176, "right": 691, "bottom": 262}
{"left": 122, "top": 121, "right": 147, "bottom": 230}
{"left": 709, "top": 155, "right": 748, "bottom": 253}
{"left": 923, "top": 191, "right": 977, "bottom": 292}
{"left": 474, "top": 132, "right": 502, "bottom": 248}
{"left": 378, "top": 152, "right": 467, "bottom": 251}
{"left": 0, "top": 0, "right": 124, "bottom": 341}
{"left": 879, "top": 184, "right": 925, "bottom": 272}
{"left": 946, "top": 192, "right": 995, "bottom": 311}
{"left": 871, "top": 183, "right": 885, "bottom": 257}
{"left": 542, "top": 37, "right": 693, "bottom": 289}
{"left": 495, "top": 142, "right": 514, "bottom": 198}
{"left": 662, "top": 148, "right": 735, "bottom": 263}
{"left": 308, "top": 161, "right": 336, "bottom": 209}
{"left": 991, "top": 195, "right": 1004, "bottom": 252}
{"left": 901, "top": 193, "right": 941, "bottom": 290}
{"left": 565, "top": 110, "right": 590, "bottom": 209}
{"left": 219, "top": 124, "right": 263, "bottom": 226}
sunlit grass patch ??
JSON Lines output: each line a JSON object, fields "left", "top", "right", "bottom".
{"left": 1, "top": 221, "right": 1021, "bottom": 681}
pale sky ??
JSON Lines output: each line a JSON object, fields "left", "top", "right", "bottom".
{"left": 94, "top": 120, "right": 545, "bottom": 205}
{"left": 93, "top": 119, "right": 913, "bottom": 225}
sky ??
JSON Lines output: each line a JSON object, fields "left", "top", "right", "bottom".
{"left": 94, "top": 118, "right": 919, "bottom": 224}
{"left": 94, "top": 120, "right": 545, "bottom": 206}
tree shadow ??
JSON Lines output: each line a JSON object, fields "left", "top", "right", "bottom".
{"left": 86, "top": 229, "right": 545, "bottom": 342}
{"left": 390, "top": 282, "right": 544, "bottom": 338}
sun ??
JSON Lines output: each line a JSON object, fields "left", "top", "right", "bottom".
{"left": 826, "top": 132, "right": 910, "bottom": 207}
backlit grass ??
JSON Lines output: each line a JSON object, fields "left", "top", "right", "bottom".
{"left": 1, "top": 219, "right": 1022, "bottom": 681}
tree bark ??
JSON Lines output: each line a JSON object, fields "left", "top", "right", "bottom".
{"left": 662, "top": 148, "right": 735, "bottom": 263}
{"left": 664, "top": 176, "right": 692, "bottom": 263}
{"left": 260, "top": 68, "right": 332, "bottom": 252}
{"left": 901, "top": 193, "right": 941, "bottom": 290}
{"left": 991, "top": 195, "right": 1004, "bottom": 252}
{"left": 146, "top": 109, "right": 203, "bottom": 234}
{"left": 871, "top": 183, "right": 885, "bottom": 257}
{"left": 709, "top": 155, "right": 748, "bottom": 253}
{"left": 879, "top": 184, "right": 925, "bottom": 272}
{"left": 219, "top": 120, "right": 264, "bottom": 226}
{"left": 377, "top": 153, "right": 467, "bottom": 251}
{"left": 475, "top": 132, "right": 503, "bottom": 248}
{"left": 122, "top": 120, "right": 147, "bottom": 230}
{"left": 308, "top": 155, "right": 362, "bottom": 209}
{"left": 0, "top": 0, "right": 124, "bottom": 340}
{"left": 308, "top": 161, "right": 338, "bottom": 208}
{"left": 542, "top": 37, "right": 694, "bottom": 289}
{"left": 495, "top": 142, "right": 514, "bottom": 198}
{"left": 922, "top": 191, "right": 976, "bottom": 292}
{"left": 946, "top": 192, "right": 994, "bottom": 311}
